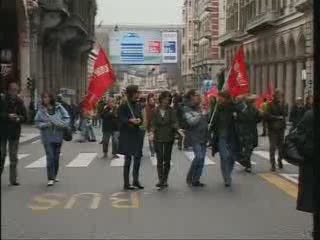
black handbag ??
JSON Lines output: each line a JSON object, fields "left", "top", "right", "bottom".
{"left": 63, "top": 127, "right": 73, "bottom": 142}
{"left": 283, "top": 128, "right": 305, "bottom": 166}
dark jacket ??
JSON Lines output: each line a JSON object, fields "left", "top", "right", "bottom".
{"left": 183, "top": 103, "right": 208, "bottom": 144}
{"left": 296, "top": 110, "right": 314, "bottom": 213}
{"left": 234, "top": 102, "right": 261, "bottom": 150}
{"left": 118, "top": 101, "right": 143, "bottom": 156}
{"left": 265, "top": 101, "right": 288, "bottom": 132}
{"left": 101, "top": 106, "right": 118, "bottom": 132}
{"left": 152, "top": 107, "right": 178, "bottom": 143}
{"left": 0, "top": 95, "right": 27, "bottom": 140}
{"left": 289, "top": 105, "right": 306, "bottom": 128}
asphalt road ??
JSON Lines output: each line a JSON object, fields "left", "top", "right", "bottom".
{"left": 1, "top": 128, "right": 312, "bottom": 239}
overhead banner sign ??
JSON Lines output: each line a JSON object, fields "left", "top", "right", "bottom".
{"left": 109, "top": 31, "right": 162, "bottom": 65}
{"left": 162, "top": 32, "right": 178, "bottom": 63}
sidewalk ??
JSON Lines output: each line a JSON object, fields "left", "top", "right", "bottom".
{"left": 20, "top": 125, "right": 40, "bottom": 145}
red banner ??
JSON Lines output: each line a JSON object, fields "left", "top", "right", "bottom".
{"left": 82, "top": 47, "right": 116, "bottom": 115}
{"left": 256, "top": 85, "right": 275, "bottom": 109}
{"left": 227, "top": 46, "right": 249, "bottom": 97}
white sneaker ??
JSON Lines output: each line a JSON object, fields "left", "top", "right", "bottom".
{"left": 54, "top": 178, "right": 60, "bottom": 182}
{"left": 47, "top": 180, "right": 54, "bottom": 186}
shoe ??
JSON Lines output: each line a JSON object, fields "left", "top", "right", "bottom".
{"left": 225, "top": 183, "right": 231, "bottom": 187}
{"left": 245, "top": 167, "right": 252, "bottom": 173}
{"left": 278, "top": 161, "right": 283, "bottom": 169}
{"left": 133, "top": 182, "right": 144, "bottom": 189}
{"left": 192, "top": 182, "right": 206, "bottom": 187}
{"left": 123, "top": 185, "right": 135, "bottom": 190}
{"left": 271, "top": 166, "right": 276, "bottom": 172}
{"left": 112, "top": 155, "right": 120, "bottom": 159}
{"left": 155, "top": 182, "right": 162, "bottom": 188}
{"left": 10, "top": 182, "right": 20, "bottom": 186}
{"left": 47, "top": 180, "right": 54, "bottom": 186}
{"left": 54, "top": 178, "right": 60, "bottom": 182}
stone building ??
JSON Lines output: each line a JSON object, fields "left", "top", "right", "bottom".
{"left": 0, "top": 0, "right": 97, "bottom": 106}
{"left": 192, "top": 0, "right": 224, "bottom": 90}
{"left": 181, "top": 0, "right": 196, "bottom": 89}
{"left": 219, "top": 0, "right": 313, "bottom": 107}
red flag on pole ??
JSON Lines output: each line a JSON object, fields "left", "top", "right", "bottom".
{"left": 227, "top": 46, "right": 249, "bottom": 97}
{"left": 82, "top": 46, "right": 116, "bottom": 115}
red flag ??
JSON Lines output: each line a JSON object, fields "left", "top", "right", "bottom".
{"left": 206, "top": 86, "right": 219, "bottom": 98}
{"left": 82, "top": 46, "right": 116, "bottom": 115}
{"left": 227, "top": 46, "right": 249, "bottom": 97}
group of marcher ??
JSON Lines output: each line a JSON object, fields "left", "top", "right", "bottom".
{"left": 0, "top": 82, "right": 318, "bottom": 239}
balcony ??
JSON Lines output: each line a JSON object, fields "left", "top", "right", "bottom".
{"left": 295, "top": 0, "right": 313, "bottom": 12}
{"left": 246, "top": 11, "right": 279, "bottom": 34}
{"left": 219, "top": 30, "right": 244, "bottom": 46}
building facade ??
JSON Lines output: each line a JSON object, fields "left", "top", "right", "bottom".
{"left": 0, "top": 0, "right": 97, "bottom": 106}
{"left": 219, "top": 0, "right": 313, "bottom": 107}
{"left": 181, "top": 0, "right": 196, "bottom": 89}
{"left": 192, "top": 0, "right": 224, "bottom": 91}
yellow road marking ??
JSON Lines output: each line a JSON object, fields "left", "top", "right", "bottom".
{"left": 259, "top": 173, "right": 298, "bottom": 199}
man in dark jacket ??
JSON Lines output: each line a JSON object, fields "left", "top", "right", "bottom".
{"left": 265, "top": 90, "right": 288, "bottom": 172}
{"left": 183, "top": 89, "right": 208, "bottom": 187}
{"left": 101, "top": 98, "right": 119, "bottom": 159}
{"left": 289, "top": 97, "right": 305, "bottom": 129}
{"left": 0, "top": 82, "right": 27, "bottom": 185}
{"left": 295, "top": 109, "right": 318, "bottom": 239}
{"left": 118, "top": 85, "right": 144, "bottom": 190}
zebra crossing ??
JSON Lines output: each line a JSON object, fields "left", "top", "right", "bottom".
{"left": 3, "top": 149, "right": 297, "bottom": 170}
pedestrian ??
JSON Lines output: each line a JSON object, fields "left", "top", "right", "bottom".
{"left": 260, "top": 98, "right": 268, "bottom": 136}
{"left": 0, "top": 82, "right": 27, "bottom": 186}
{"left": 172, "top": 93, "right": 184, "bottom": 150}
{"left": 305, "top": 95, "right": 313, "bottom": 111}
{"left": 34, "top": 92, "right": 70, "bottom": 186}
{"left": 118, "top": 85, "right": 144, "bottom": 190}
{"left": 152, "top": 91, "right": 181, "bottom": 189}
{"left": 211, "top": 91, "right": 239, "bottom": 187}
{"left": 265, "top": 90, "right": 288, "bottom": 171}
{"left": 138, "top": 96, "right": 147, "bottom": 158}
{"left": 144, "top": 93, "right": 156, "bottom": 158}
{"left": 294, "top": 109, "right": 318, "bottom": 239}
{"left": 234, "top": 95, "right": 261, "bottom": 173}
{"left": 101, "top": 98, "right": 120, "bottom": 159}
{"left": 289, "top": 97, "right": 306, "bottom": 129}
{"left": 183, "top": 89, "right": 209, "bottom": 187}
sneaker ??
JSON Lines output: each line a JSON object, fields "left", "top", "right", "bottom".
{"left": 112, "top": 154, "right": 120, "bottom": 159}
{"left": 155, "top": 182, "right": 162, "bottom": 188}
{"left": 47, "top": 180, "right": 54, "bottom": 186}
{"left": 133, "top": 182, "right": 144, "bottom": 189}
{"left": 123, "top": 185, "right": 135, "bottom": 190}
{"left": 245, "top": 167, "right": 252, "bottom": 173}
{"left": 54, "top": 178, "right": 60, "bottom": 182}
{"left": 192, "top": 182, "right": 206, "bottom": 187}
{"left": 10, "top": 182, "right": 20, "bottom": 186}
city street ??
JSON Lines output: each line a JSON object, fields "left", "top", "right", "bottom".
{"left": 1, "top": 126, "right": 312, "bottom": 239}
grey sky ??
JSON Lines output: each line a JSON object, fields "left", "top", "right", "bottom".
{"left": 96, "top": 0, "right": 184, "bottom": 25}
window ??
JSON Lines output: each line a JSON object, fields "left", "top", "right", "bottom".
{"left": 189, "top": 0, "right": 191, "bottom": 7}
{"left": 189, "top": 40, "right": 192, "bottom": 51}
{"left": 182, "top": 45, "right": 185, "bottom": 55}
{"left": 188, "top": 58, "right": 192, "bottom": 70}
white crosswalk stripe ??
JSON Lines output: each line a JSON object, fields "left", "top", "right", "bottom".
{"left": 4, "top": 154, "right": 29, "bottom": 167}
{"left": 253, "top": 150, "right": 291, "bottom": 165}
{"left": 31, "top": 139, "right": 41, "bottom": 144}
{"left": 66, "top": 153, "right": 98, "bottom": 167}
{"left": 280, "top": 173, "right": 299, "bottom": 184}
{"left": 110, "top": 155, "right": 125, "bottom": 167}
{"left": 184, "top": 151, "right": 216, "bottom": 165}
{"left": 25, "top": 156, "right": 46, "bottom": 168}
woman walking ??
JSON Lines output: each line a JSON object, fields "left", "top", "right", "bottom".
{"left": 34, "top": 92, "right": 70, "bottom": 186}
{"left": 152, "top": 91, "right": 180, "bottom": 190}
{"left": 144, "top": 93, "right": 156, "bottom": 158}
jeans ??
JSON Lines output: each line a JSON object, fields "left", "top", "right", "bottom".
{"left": 0, "top": 137, "right": 19, "bottom": 183}
{"left": 102, "top": 131, "right": 119, "bottom": 155}
{"left": 186, "top": 143, "right": 206, "bottom": 184}
{"left": 269, "top": 130, "right": 285, "bottom": 167}
{"left": 43, "top": 142, "right": 62, "bottom": 181}
{"left": 218, "top": 136, "right": 236, "bottom": 184}
{"left": 155, "top": 142, "right": 173, "bottom": 184}
{"left": 123, "top": 154, "right": 142, "bottom": 186}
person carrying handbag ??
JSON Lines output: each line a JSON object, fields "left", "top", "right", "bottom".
{"left": 34, "top": 92, "right": 70, "bottom": 186}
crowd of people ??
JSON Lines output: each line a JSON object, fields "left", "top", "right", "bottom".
{"left": 0, "top": 82, "right": 317, "bottom": 239}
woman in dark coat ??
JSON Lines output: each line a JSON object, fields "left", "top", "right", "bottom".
{"left": 152, "top": 91, "right": 181, "bottom": 190}
{"left": 296, "top": 109, "right": 318, "bottom": 239}
{"left": 118, "top": 85, "right": 144, "bottom": 190}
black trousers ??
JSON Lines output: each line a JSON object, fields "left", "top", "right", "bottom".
{"left": 314, "top": 212, "right": 320, "bottom": 240}
{"left": 155, "top": 142, "right": 173, "bottom": 184}
{"left": 268, "top": 130, "right": 285, "bottom": 167}
{"left": 123, "top": 154, "right": 141, "bottom": 186}
{"left": 0, "top": 137, "right": 19, "bottom": 183}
